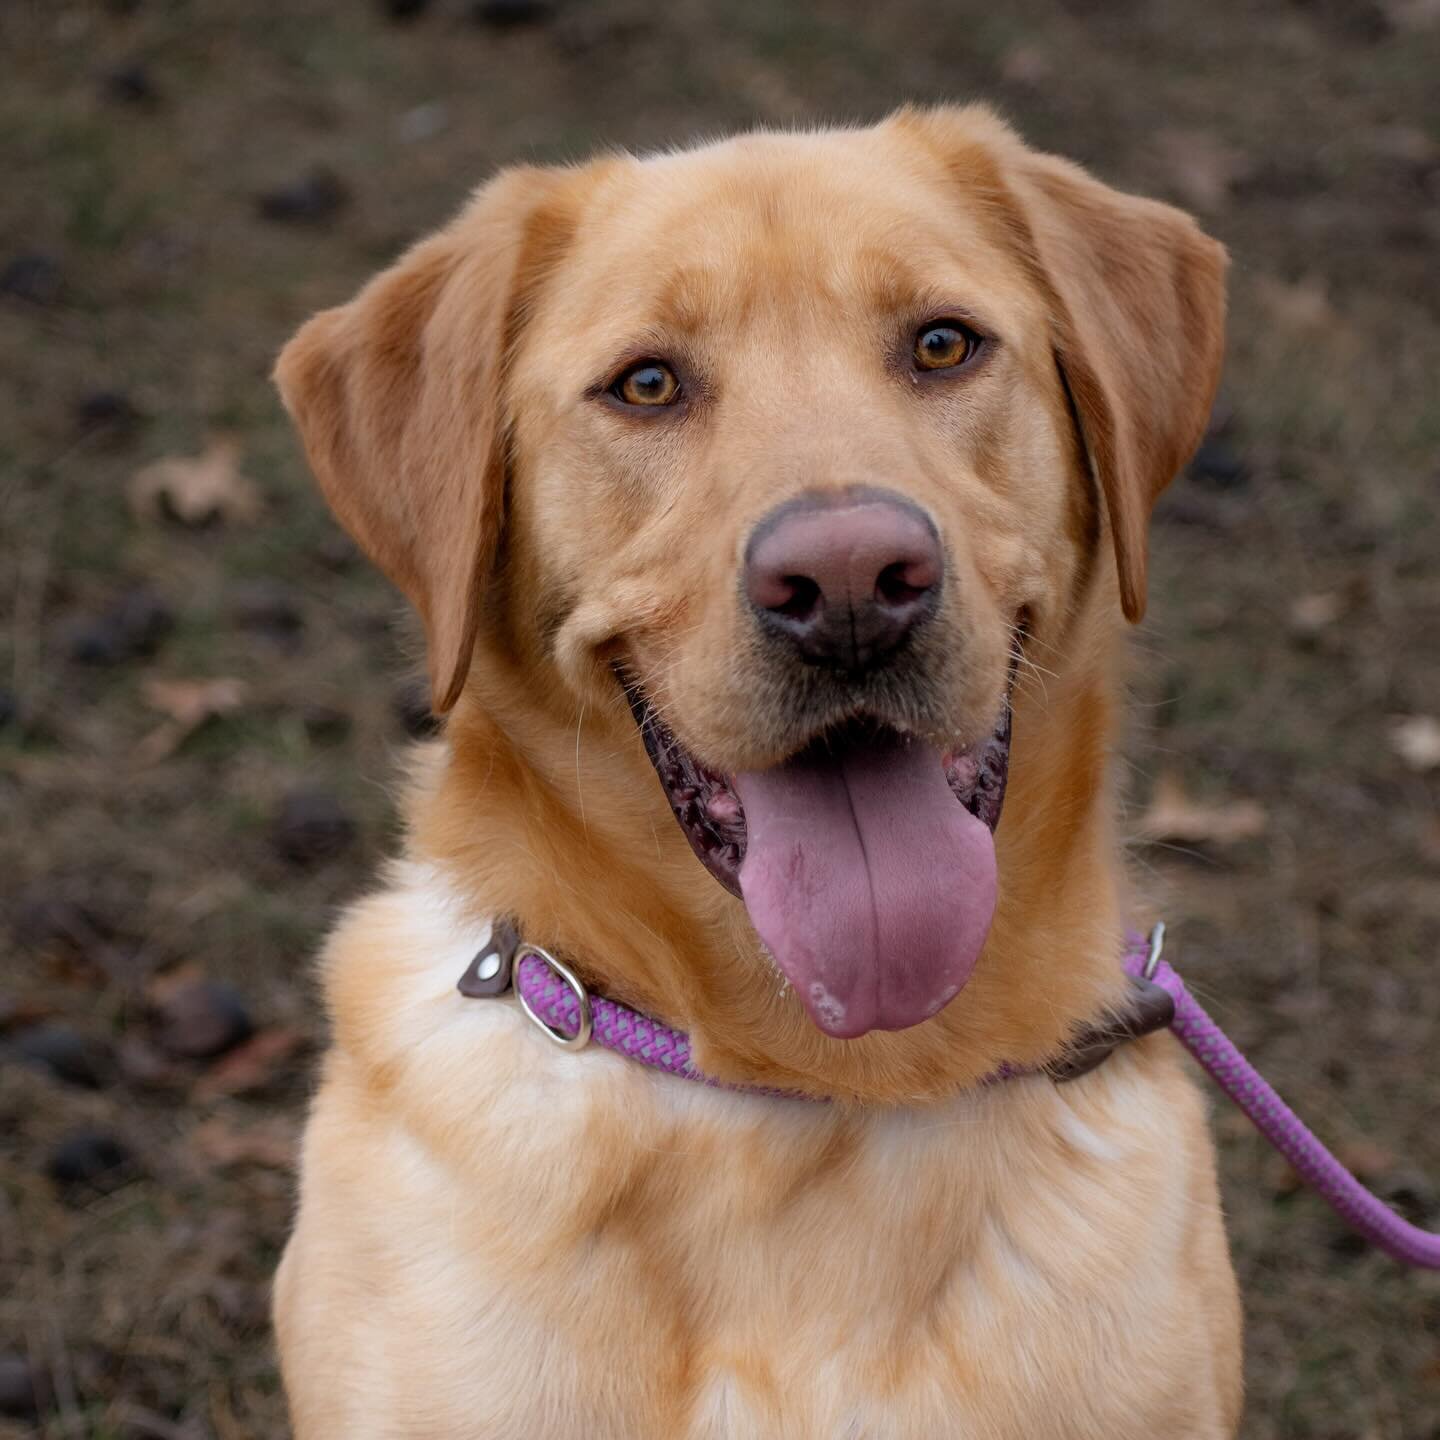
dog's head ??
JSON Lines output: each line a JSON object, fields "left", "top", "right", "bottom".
{"left": 278, "top": 106, "right": 1224, "bottom": 1055}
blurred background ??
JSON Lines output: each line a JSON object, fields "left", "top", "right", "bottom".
{"left": 2, "top": 1, "right": 1438, "bottom": 1435}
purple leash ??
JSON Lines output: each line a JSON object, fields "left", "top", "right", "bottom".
{"left": 508, "top": 931, "right": 1440, "bottom": 1269}
{"left": 1121, "top": 933, "right": 1440, "bottom": 1270}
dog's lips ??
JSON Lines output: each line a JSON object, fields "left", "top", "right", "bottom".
{"left": 624, "top": 671, "right": 1013, "bottom": 1038}
{"left": 627, "top": 685, "right": 750, "bottom": 897}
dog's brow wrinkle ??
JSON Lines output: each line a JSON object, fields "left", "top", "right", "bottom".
{"left": 656, "top": 267, "right": 711, "bottom": 335}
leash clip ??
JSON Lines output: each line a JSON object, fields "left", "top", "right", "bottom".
{"left": 1050, "top": 921, "right": 1175, "bottom": 1083}
{"left": 1142, "top": 920, "right": 1166, "bottom": 981}
{"left": 514, "top": 944, "right": 594, "bottom": 1051}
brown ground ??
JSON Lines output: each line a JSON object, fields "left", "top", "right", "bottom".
{"left": 2, "top": 1, "right": 1439, "bottom": 1435}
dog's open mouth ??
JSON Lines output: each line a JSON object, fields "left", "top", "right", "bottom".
{"left": 623, "top": 669, "right": 1012, "bottom": 1038}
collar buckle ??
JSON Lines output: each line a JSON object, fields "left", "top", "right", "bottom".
{"left": 514, "top": 944, "right": 594, "bottom": 1051}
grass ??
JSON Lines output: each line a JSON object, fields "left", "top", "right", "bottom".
{"left": 1, "top": 1, "right": 1437, "bottom": 1435}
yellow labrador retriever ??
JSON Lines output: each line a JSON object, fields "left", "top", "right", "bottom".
{"left": 273, "top": 104, "right": 1241, "bottom": 1438}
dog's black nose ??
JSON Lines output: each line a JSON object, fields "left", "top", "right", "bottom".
{"left": 744, "top": 487, "right": 943, "bottom": 673}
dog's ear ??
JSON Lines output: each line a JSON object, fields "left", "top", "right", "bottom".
{"left": 275, "top": 167, "right": 570, "bottom": 711}
{"left": 898, "top": 106, "right": 1228, "bottom": 622}
{"left": 1007, "top": 148, "right": 1228, "bottom": 622}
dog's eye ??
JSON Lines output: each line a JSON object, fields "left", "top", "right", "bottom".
{"left": 613, "top": 361, "right": 680, "bottom": 407}
{"left": 913, "top": 323, "right": 978, "bottom": 372}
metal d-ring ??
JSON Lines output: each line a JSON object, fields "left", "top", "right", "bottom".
{"left": 514, "top": 943, "right": 594, "bottom": 1051}
{"left": 1143, "top": 920, "right": 1167, "bottom": 981}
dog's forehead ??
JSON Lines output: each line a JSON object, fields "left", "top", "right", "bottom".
{"left": 543, "top": 129, "right": 1038, "bottom": 344}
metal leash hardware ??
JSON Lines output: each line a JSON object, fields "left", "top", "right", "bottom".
{"left": 513, "top": 943, "right": 594, "bottom": 1051}
{"left": 1142, "top": 920, "right": 1166, "bottom": 980}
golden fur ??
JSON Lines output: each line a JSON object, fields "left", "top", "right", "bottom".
{"left": 273, "top": 105, "right": 1241, "bottom": 1436}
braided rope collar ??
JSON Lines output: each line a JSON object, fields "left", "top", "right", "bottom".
{"left": 458, "top": 922, "right": 1440, "bottom": 1270}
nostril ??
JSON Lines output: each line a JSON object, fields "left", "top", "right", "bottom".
{"left": 745, "top": 489, "right": 944, "bottom": 669}
{"left": 772, "top": 574, "right": 822, "bottom": 622}
{"left": 874, "top": 561, "right": 933, "bottom": 609}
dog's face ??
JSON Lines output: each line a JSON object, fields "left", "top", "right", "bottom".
{"left": 279, "top": 107, "right": 1225, "bottom": 1051}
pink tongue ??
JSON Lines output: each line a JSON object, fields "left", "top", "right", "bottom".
{"left": 733, "top": 733, "right": 996, "bottom": 1038}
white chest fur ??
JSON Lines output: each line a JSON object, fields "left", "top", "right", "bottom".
{"left": 278, "top": 866, "right": 1235, "bottom": 1440}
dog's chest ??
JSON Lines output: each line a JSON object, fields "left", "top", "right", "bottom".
{"left": 305, "top": 1048, "right": 1199, "bottom": 1436}
{"left": 285, "top": 877, "right": 1227, "bottom": 1439}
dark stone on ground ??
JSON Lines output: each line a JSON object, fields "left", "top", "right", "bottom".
{"left": 273, "top": 788, "right": 357, "bottom": 865}
{"left": 1380, "top": 1171, "right": 1438, "bottom": 1226}
{"left": 1233, "top": 158, "right": 1331, "bottom": 201}
{"left": 308, "top": 532, "right": 360, "bottom": 571}
{"left": 69, "top": 588, "right": 173, "bottom": 665}
{"left": 152, "top": 979, "right": 254, "bottom": 1060}
{"left": 230, "top": 579, "right": 304, "bottom": 637}
{"left": 394, "top": 679, "right": 440, "bottom": 738}
{"left": 1, "top": 253, "right": 62, "bottom": 305}
{"left": 13, "top": 892, "right": 113, "bottom": 956}
{"left": 472, "top": 0, "right": 555, "bottom": 28}
{"left": 75, "top": 389, "right": 144, "bottom": 436}
{"left": 383, "top": 0, "right": 434, "bottom": 17}
{"left": 256, "top": 167, "right": 350, "bottom": 224}
{"left": 47, "top": 1130, "right": 136, "bottom": 1196}
{"left": 1187, "top": 437, "right": 1250, "bottom": 489}
{"left": 0, "top": 1354, "right": 49, "bottom": 1418}
{"left": 11, "top": 1024, "right": 113, "bottom": 1089}
{"left": 301, "top": 703, "right": 351, "bottom": 744}
{"left": 102, "top": 62, "right": 159, "bottom": 105}
{"left": 1327, "top": 1226, "right": 1370, "bottom": 1260}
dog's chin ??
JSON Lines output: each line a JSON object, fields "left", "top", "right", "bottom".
{"left": 621, "top": 663, "right": 1013, "bottom": 1039}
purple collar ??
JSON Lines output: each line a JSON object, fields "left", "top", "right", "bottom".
{"left": 459, "top": 922, "right": 1440, "bottom": 1271}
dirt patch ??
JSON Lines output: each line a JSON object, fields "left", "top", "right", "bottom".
{"left": 2, "top": 2, "right": 1437, "bottom": 1435}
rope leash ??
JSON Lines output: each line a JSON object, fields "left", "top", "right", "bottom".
{"left": 1123, "top": 943, "right": 1440, "bottom": 1270}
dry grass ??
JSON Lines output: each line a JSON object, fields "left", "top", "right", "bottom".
{"left": 2, "top": 1, "right": 1438, "bottom": 1435}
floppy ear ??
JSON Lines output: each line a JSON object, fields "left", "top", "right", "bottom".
{"left": 275, "top": 167, "right": 570, "bottom": 712}
{"left": 897, "top": 105, "right": 1228, "bottom": 622}
{"left": 1006, "top": 147, "right": 1228, "bottom": 621}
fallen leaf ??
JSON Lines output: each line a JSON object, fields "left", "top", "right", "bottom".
{"left": 1381, "top": 0, "right": 1440, "bottom": 29}
{"left": 1288, "top": 591, "right": 1344, "bottom": 638}
{"left": 0, "top": 994, "right": 54, "bottom": 1032}
{"left": 144, "top": 677, "right": 248, "bottom": 726}
{"left": 1419, "top": 815, "right": 1440, "bottom": 869}
{"left": 1391, "top": 715, "right": 1440, "bottom": 773}
{"left": 999, "top": 43, "right": 1051, "bottom": 85}
{"left": 1254, "top": 275, "right": 1337, "bottom": 333}
{"left": 1157, "top": 129, "right": 1252, "bottom": 213}
{"left": 1135, "top": 771, "right": 1268, "bottom": 848}
{"left": 192, "top": 1116, "right": 297, "bottom": 1170}
{"left": 192, "top": 1026, "right": 307, "bottom": 1100}
{"left": 1336, "top": 1139, "right": 1396, "bottom": 1182}
{"left": 1265, "top": 1154, "right": 1303, "bottom": 1199}
{"left": 115, "top": 1033, "right": 188, "bottom": 1090}
{"left": 135, "top": 676, "right": 247, "bottom": 764}
{"left": 128, "top": 436, "right": 262, "bottom": 527}
{"left": 1369, "top": 122, "right": 1440, "bottom": 167}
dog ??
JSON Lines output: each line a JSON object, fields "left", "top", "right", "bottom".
{"left": 272, "top": 104, "right": 1241, "bottom": 1438}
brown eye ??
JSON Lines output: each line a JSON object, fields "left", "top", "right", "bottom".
{"left": 914, "top": 323, "right": 977, "bottom": 372}
{"left": 614, "top": 361, "right": 680, "bottom": 407}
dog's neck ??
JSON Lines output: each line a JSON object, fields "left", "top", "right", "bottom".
{"left": 408, "top": 635, "right": 1133, "bottom": 1105}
